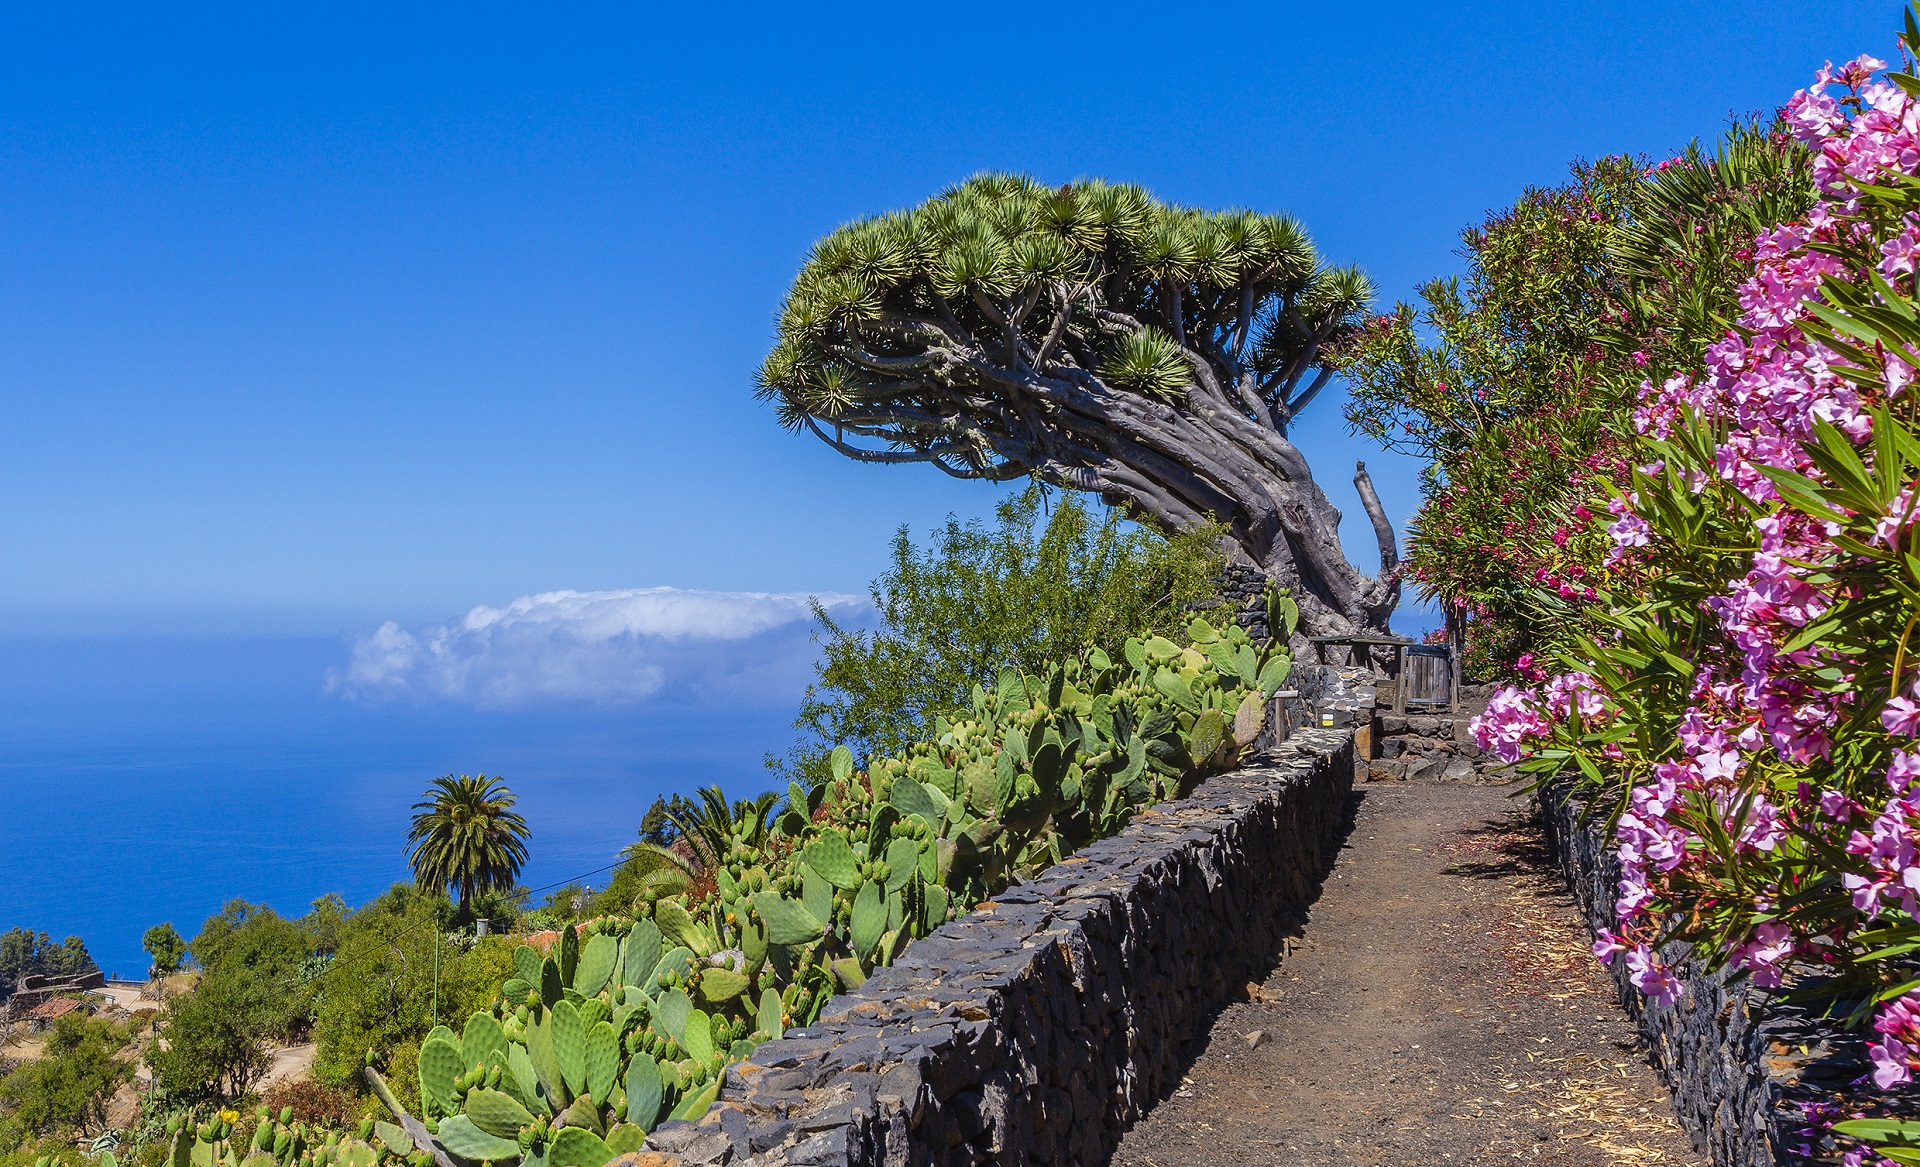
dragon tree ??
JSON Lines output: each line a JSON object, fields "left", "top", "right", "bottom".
{"left": 756, "top": 173, "right": 1400, "bottom": 639}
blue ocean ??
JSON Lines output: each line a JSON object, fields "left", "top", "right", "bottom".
{"left": 0, "top": 634, "right": 800, "bottom": 977}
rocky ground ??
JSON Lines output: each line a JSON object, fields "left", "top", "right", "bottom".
{"left": 1108, "top": 779, "right": 1700, "bottom": 1167}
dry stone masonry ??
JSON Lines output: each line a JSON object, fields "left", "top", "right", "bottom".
{"left": 632, "top": 730, "right": 1356, "bottom": 1167}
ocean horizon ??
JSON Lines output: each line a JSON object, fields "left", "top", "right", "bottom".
{"left": 0, "top": 633, "right": 802, "bottom": 977}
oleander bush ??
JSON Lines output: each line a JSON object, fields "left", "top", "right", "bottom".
{"left": 1472, "top": 14, "right": 1920, "bottom": 1158}
{"left": 1335, "top": 120, "right": 1813, "bottom": 680}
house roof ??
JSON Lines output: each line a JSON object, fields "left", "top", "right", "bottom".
{"left": 24, "top": 996, "right": 84, "bottom": 1022}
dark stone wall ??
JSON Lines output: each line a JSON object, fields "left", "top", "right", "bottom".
{"left": 1217, "top": 565, "right": 1272, "bottom": 643}
{"left": 1540, "top": 782, "right": 1890, "bottom": 1167}
{"left": 641, "top": 730, "right": 1356, "bottom": 1167}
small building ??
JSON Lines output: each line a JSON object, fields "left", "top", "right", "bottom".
{"left": 23, "top": 995, "right": 86, "bottom": 1032}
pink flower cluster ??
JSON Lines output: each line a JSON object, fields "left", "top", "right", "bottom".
{"left": 1482, "top": 47, "right": 1920, "bottom": 1081}
{"left": 1470, "top": 685, "right": 1551, "bottom": 764}
{"left": 1870, "top": 991, "right": 1920, "bottom": 1088}
{"left": 1842, "top": 791, "right": 1920, "bottom": 920}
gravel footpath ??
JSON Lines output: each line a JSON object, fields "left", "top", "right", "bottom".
{"left": 1108, "top": 780, "right": 1701, "bottom": 1167}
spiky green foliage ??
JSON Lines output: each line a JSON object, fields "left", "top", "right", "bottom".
{"left": 662, "top": 787, "right": 779, "bottom": 870}
{"left": 758, "top": 172, "right": 1392, "bottom": 637}
{"left": 406, "top": 776, "right": 531, "bottom": 915}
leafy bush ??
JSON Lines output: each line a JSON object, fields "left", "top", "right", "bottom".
{"left": 779, "top": 484, "right": 1224, "bottom": 777}
{"left": 307, "top": 887, "right": 516, "bottom": 1094}
{"left": 1473, "top": 21, "right": 1920, "bottom": 1156}
{"left": 0, "top": 1012, "right": 132, "bottom": 1138}
{"left": 1336, "top": 126, "right": 1813, "bottom": 678}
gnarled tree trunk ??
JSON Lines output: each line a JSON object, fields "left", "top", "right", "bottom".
{"left": 758, "top": 175, "right": 1402, "bottom": 638}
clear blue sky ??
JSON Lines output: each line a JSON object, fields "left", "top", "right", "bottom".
{"left": 0, "top": 1, "right": 1894, "bottom": 635}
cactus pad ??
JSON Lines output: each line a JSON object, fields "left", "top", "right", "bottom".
{"left": 652, "top": 900, "right": 711, "bottom": 958}
{"left": 558, "top": 925, "right": 579, "bottom": 986}
{"left": 574, "top": 997, "right": 610, "bottom": 1029}
{"left": 547, "top": 1128, "right": 612, "bottom": 1167}
{"left": 749, "top": 893, "right": 822, "bottom": 946}
{"left": 556, "top": 1094, "right": 601, "bottom": 1137}
{"left": 654, "top": 988, "right": 691, "bottom": 1042}
{"left": 622, "top": 1054, "right": 663, "bottom": 1134}
{"left": 666, "top": 1077, "right": 720, "bottom": 1125}
{"left": 695, "top": 967, "right": 748, "bottom": 1005}
{"left": 461, "top": 1011, "right": 509, "bottom": 1072}
{"left": 681, "top": 1009, "right": 713, "bottom": 1064}
{"left": 603, "top": 1124, "right": 646, "bottom": 1157}
{"left": 461, "top": 1088, "right": 532, "bottom": 1140}
{"left": 801, "top": 868, "right": 834, "bottom": 931}
{"left": 887, "top": 778, "right": 940, "bottom": 825}
{"left": 851, "top": 881, "right": 885, "bottom": 958}
{"left": 573, "top": 934, "right": 617, "bottom": 997}
{"left": 433, "top": 1116, "right": 519, "bottom": 1163}
{"left": 549, "top": 999, "right": 587, "bottom": 1100}
{"left": 584, "top": 1021, "right": 618, "bottom": 1106}
{"left": 883, "top": 838, "right": 917, "bottom": 892}
{"left": 418, "top": 1034, "right": 464, "bottom": 1119}
{"left": 504, "top": 1043, "right": 549, "bottom": 1115}
{"left": 524, "top": 1013, "right": 567, "bottom": 1107}
{"left": 620, "top": 921, "right": 662, "bottom": 990}
{"left": 803, "top": 832, "right": 859, "bottom": 889}
{"left": 653, "top": 946, "right": 695, "bottom": 988}
{"left": 831, "top": 957, "right": 867, "bottom": 991}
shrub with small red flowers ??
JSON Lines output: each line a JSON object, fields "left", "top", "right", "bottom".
{"left": 1334, "top": 128, "right": 1813, "bottom": 680}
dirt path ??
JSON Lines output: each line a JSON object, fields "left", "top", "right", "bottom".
{"left": 1109, "top": 780, "right": 1701, "bottom": 1167}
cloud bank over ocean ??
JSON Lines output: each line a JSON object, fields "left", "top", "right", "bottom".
{"left": 332, "top": 587, "right": 864, "bottom": 707}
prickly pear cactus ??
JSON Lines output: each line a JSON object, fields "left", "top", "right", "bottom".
{"left": 258, "top": 598, "right": 1297, "bottom": 1167}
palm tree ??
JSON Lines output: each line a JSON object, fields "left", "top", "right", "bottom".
{"left": 406, "top": 775, "right": 531, "bottom": 918}
{"left": 665, "top": 785, "right": 780, "bottom": 869}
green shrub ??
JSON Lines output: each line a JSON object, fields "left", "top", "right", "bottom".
{"left": 0, "top": 1012, "right": 133, "bottom": 1137}
{"left": 779, "top": 484, "right": 1224, "bottom": 777}
{"left": 1334, "top": 123, "right": 1814, "bottom": 678}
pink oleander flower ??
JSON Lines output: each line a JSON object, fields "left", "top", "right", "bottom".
{"left": 1730, "top": 922, "right": 1794, "bottom": 987}
{"left": 1892, "top": 750, "right": 1920, "bottom": 795}
{"left": 1871, "top": 1036, "right": 1914, "bottom": 1089}
{"left": 1884, "top": 695, "right": 1920, "bottom": 737}
{"left": 1736, "top": 796, "right": 1788, "bottom": 852}
{"left": 1592, "top": 929, "right": 1626, "bottom": 965}
{"left": 1821, "top": 789, "right": 1858, "bottom": 820}
{"left": 1469, "top": 686, "right": 1551, "bottom": 764}
{"left": 1625, "top": 945, "right": 1684, "bottom": 1007}
{"left": 1881, "top": 227, "right": 1920, "bottom": 277}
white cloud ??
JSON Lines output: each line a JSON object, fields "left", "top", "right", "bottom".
{"left": 331, "top": 587, "right": 864, "bottom": 707}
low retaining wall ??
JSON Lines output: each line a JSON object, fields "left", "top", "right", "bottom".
{"left": 1540, "top": 782, "right": 1881, "bottom": 1166}
{"left": 638, "top": 729, "right": 1356, "bottom": 1167}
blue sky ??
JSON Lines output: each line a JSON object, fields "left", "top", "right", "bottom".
{"left": 0, "top": 0, "right": 1895, "bottom": 638}
{"left": 3, "top": 1, "right": 1905, "bottom": 968}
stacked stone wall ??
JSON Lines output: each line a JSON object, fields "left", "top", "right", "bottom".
{"left": 1541, "top": 782, "right": 1891, "bottom": 1166}
{"left": 636, "top": 730, "right": 1357, "bottom": 1167}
